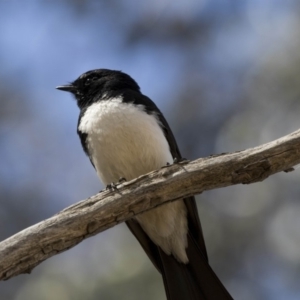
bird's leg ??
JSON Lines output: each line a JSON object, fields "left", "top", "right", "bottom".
{"left": 106, "top": 182, "right": 118, "bottom": 190}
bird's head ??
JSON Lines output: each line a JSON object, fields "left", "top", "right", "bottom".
{"left": 56, "top": 69, "right": 140, "bottom": 108}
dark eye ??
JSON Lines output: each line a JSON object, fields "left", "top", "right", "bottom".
{"left": 85, "top": 77, "right": 98, "bottom": 86}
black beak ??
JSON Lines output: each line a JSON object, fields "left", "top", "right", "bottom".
{"left": 56, "top": 84, "right": 77, "bottom": 93}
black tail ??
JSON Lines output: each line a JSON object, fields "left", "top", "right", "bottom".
{"left": 158, "top": 233, "right": 233, "bottom": 299}
{"left": 126, "top": 196, "right": 233, "bottom": 300}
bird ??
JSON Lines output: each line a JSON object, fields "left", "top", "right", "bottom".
{"left": 57, "top": 69, "right": 233, "bottom": 300}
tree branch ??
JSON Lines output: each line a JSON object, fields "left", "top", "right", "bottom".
{"left": 1, "top": 129, "right": 300, "bottom": 280}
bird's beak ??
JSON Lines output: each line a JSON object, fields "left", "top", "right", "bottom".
{"left": 56, "top": 84, "right": 77, "bottom": 93}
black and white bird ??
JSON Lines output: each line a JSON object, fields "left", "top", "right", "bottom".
{"left": 57, "top": 69, "right": 233, "bottom": 300}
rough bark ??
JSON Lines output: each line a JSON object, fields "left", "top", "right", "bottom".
{"left": 1, "top": 129, "right": 300, "bottom": 280}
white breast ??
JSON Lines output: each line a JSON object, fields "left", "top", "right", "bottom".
{"left": 79, "top": 97, "right": 188, "bottom": 263}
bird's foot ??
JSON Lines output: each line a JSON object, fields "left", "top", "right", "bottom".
{"left": 105, "top": 177, "right": 127, "bottom": 191}
{"left": 173, "top": 157, "right": 189, "bottom": 164}
{"left": 106, "top": 182, "right": 118, "bottom": 191}
{"left": 162, "top": 158, "right": 189, "bottom": 169}
{"left": 118, "top": 177, "right": 127, "bottom": 183}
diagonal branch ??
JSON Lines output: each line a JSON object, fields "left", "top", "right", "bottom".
{"left": 1, "top": 129, "right": 300, "bottom": 280}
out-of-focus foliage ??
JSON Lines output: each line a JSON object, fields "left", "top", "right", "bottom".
{"left": 1, "top": 1, "right": 300, "bottom": 299}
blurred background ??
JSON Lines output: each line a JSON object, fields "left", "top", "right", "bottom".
{"left": 1, "top": 0, "right": 300, "bottom": 299}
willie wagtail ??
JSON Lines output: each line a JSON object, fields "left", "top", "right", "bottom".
{"left": 57, "top": 69, "right": 233, "bottom": 300}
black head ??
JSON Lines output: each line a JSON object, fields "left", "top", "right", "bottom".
{"left": 56, "top": 69, "right": 140, "bottom": 109}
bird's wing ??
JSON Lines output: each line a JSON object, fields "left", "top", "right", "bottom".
{"left": 77, "top": 108, "right": 95, "bottom": 168}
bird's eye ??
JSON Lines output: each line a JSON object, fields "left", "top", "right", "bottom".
{"left": 85, "top": 76, "right": 98, "bottom": 86}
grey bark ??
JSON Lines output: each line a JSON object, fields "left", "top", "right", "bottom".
{"left": 1, "top": 129, "right": 300, "bottom": 280}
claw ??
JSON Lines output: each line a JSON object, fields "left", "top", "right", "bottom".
{"left": 106, "top": 182, "right": 117, "bottom": 190}
{"left": 173, "top": 157, "right": 188, "bottom": 164}
{"left": 118, "top": 177, "right": 127, "bottom": 183}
